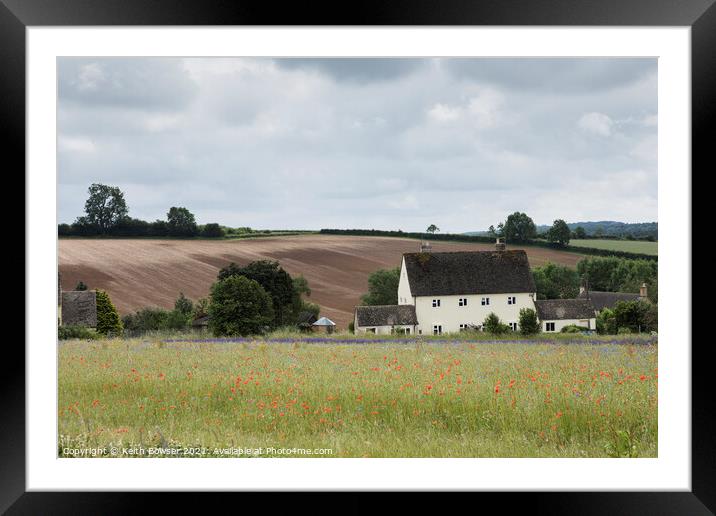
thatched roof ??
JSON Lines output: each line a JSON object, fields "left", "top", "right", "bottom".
{"left": 355, "top": 305, "right": 418, "bottom": 327}
{"left": 534, "top": 299, "right": 596, "bottom": 320}
{"left": 577, "top": 290, "right": 641, "bottom": 311}
{"left": 403, "top": 250, "right": 535, "bottom": 296}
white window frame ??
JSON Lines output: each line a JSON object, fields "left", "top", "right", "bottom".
{"left": 458, "top": 298, "right": 468, "bottom": 307}
{"left": 509, "top": 322, "right": 518, "bottom": 331}
{"left": 508, "top": 296, "right": 516, "bottom": 305}
{"left": 433, "top": 324, "right": 442, "bottom": 335}
{"left": 545, "top": 322, "right": 555, "bottom": 332}
{"left": 432, "top": 299, "right": 441, "bottom": 308}
{"left": 481, "top": 297, "right": 490, "bottom": 306}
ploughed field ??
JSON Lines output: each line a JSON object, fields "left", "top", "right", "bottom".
{"left": 58, "top": 336, "right": 657, "bottom": 458}
{"left": 58, "top": 235, "right": 584, "bottom": 329}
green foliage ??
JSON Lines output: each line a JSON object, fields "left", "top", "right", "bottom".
{"left": 192, "top": 297, "right": 209, "bottom": 319}
{"left": 348, "top": 321, "right": 355, "bottom": 333}
{"left": 518, "top": 308, "right": 540, "bottom": 335}
{"left": 122, "top": 306, "right": 192, "bottom": 335}
{"left": 58, "top": 325, "right": 99, "bottom": 340}
{"left": 219, "top": 260, "right": 297, "bottom": 327}
{"left": 174, "top": 292, "right": 194, "bottom": 317}
{"left": 596, "top": 308, "right": 618, "bottom": 335}
{"left": 201, "top": 223, "right": 225, "bottom": 238}
{"left": 361, "top": 267, "right": 400, "bottom": 306}
{"left": 532, "top": 263, "right": 580, "bottom": 299}
{"left": 560, "top": 325, "right": 589, "bottom": 333}
{"left": 548, "top": 219, "right": 571, "bottom": 246}
{"left": 577, "top": 256, "right": 657, "bottom": 292}
{"left": 573, "top": 226, "right": 587, "bottom": 239}
{"left": 613, "top": 300, "right": 656, "bottom": 333}
{"left": 426, "top": 224, "right": 439, "bottom": 235}
{"left": 75, "top": 281, "right": 88, "bottom": 291}
{"left": 483, "top": 312, "right": 510, "bottom": 335}
{"left": 208, "top": 275, "right": 274, "bottom": 336}
{"left": 82, "top": 183, "right": 129, "bottom": 234}
{"left": 503, "top": 212, "right": 537, "bottom": 243}
{"left": 95, "top": 290, "right": 123, "bottom": 337}
{"left": 167, "top": 207, "right": 199, "bottom": 237}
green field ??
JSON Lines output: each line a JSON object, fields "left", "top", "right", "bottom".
{"left": 569, "top": 239, "right": 658, "bottom": 255}
{"left": 58, "top": 336, "right": 657, "bottom": 458}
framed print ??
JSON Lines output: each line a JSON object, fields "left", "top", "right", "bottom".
{"left": 6, "top": 0, "right": 712, "bottom": 512}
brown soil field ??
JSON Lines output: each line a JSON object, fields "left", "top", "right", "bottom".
{"left": 58, "top": 235, "right": 584, "bottom": 329}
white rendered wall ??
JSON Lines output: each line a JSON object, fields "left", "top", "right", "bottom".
{"left": 413, "top": 292, "right": 536, "bottom": 335}
{"left": 542, "top": 318, "right": 597, "bottom": 332}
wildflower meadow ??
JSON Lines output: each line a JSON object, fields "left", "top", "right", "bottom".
{"left": 58, "top": 335, "right": 657, "bottom": 458}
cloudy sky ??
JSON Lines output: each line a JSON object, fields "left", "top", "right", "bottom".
{"left": 58, "top": 57, "right": 657, "bottom": 232}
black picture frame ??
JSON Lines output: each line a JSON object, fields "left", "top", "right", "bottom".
{"left": 5, "top": 0, "right": 710, "bottom": 513}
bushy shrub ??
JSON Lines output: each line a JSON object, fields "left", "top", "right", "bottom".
{"left": 518, "top": 308, "right": 540, "bottom": 335}
{"left": 201, "top": 223, "right": 224, "bottom": 238}
{"left": 208, "top": 275, "right": 274, "bottom": 336}
{"left": 95, "top": 290, "right": 123, "bottom": 336}
{"left": 560, "top": 325, "right": 589, "bottom": 333}
{"left": 58, "top": 325, "right": 99, "bottom": 340}
{"left": 596, "top": 308, "right": 617, "bottom": 335}
{"left": 483, "top": 312, "right": 510, "bottom": 335}
{"left": 348, "top": 321, "right": 355, "bottom": 333}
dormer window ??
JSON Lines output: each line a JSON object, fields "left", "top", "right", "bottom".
{"left": 458, "top": 298, "right": 468, "bottom": 306}
{"left": 432, "top": 299, "right": 441, "bottom": 308}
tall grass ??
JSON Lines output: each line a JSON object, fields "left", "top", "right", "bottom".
{"left": 58, "top": 337, "right": 657, "bottom": 458}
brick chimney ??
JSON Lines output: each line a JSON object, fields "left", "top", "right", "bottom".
{"left": 495, "top": 237, "right": 506, "bottom": 251}
{"left": 640, "top": 282, "right": 648, "bottom": 299}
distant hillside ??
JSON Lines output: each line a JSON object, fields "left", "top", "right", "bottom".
{"left": 466, "top": 221, "right": 658, "bottom": 240}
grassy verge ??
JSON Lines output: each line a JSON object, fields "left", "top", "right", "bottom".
{"left": 58, "top": 336, "right": 657, "bottom": 458}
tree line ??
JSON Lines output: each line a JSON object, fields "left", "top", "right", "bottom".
{"left": 58, "top": 183, "right": 226, "bottom": 238}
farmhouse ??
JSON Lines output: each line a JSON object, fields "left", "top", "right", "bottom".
{"left": 353, "top": 240, "right": 607, "bottom": 335}
{"left": 534, "top": 299, "right": 597, "bottom": 332}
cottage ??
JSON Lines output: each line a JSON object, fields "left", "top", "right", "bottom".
{"left": 577, "top": 283, "right": 649, "bottom": 314}
{"left": 534, "top": 298, "right": 597, "bottom": 332}
{"left": 391, "top": 244, "right": 537, "bottom": 335}
{"left": 354, "top": 305, "right": 418, "bottom": 335}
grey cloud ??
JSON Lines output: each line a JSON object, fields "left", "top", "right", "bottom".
{"left": 273, "top": 58, "right": 426, "bottom": 82}
{"left": 58, "top": 58, "right": 198, "bottom": 110}
{"left": 442, "top": 58, "right": 656, "bottom": 94}
{"left": 58, "top": 57, "right": 657, "bottom": 231}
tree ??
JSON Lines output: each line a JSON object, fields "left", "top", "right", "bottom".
{"left": 75, "top": 281, "right": 88, "bottom": 291}
{"left": 426, "top": 224, "right": 439, "bottom": 235}
{"left": 488, "top": 223, "right": 504, "bottom": 238}
{"left": 503, "top": 212, "right": 537, "bottom": 243}
{"left": 532, "top": 263, "right": 580, "bottom": 299}
{"left": 201, "top": 223, "right": 224, "bottom": 238}
{"left": 518, "top": 308, "right": 540, "bottom": 335}
{"left": 361, "top": 267, "right": 400, "bottom": 306}
{"left": 218, "top": 260, "right": 296, "bottom": 327}
{"left": 82, "top": 183, "right": 129, "bottom": 234}
{"left": 613, "top": 300, "right": 655, "bottom": 333}
{"left": 174, "top": 292, "right": 193, "bottom": 317}
{"left": 208, "top": 275, "right": 274, "bottom": 336}
{"left": 596, "top": 308, "right": 617, "bottom": 335}
{"left": 548, "top": 219, "right": 571, "bottom": 246}
{"left": 95, "top": 290, "right": 123, "bottom": 336}
{"left": 573, "top": 226, "right": 587, "bottom": 239}
{"left": 483, "top": 312, "right": 510, "bottom": 334}
{"left": 192, "top": 297, "right": 209, "bottom": 320}
{"left": 167, "top": 207, "right": 199, "bottom": 237}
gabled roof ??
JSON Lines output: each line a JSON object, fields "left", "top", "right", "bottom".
{"left": 534, "top": 299, "right": 596, "bottom": 320}
{"left": 402, "top": 250, "right": 535, "bottom": 296}
{"left": 355, "top": 305, "right": 418, "bottom": 327}
{"left": 313, "top": 317, "right": 336, "bottom": 326}
{"left": 577, "top": 290, "right": 641, "bottom": 311}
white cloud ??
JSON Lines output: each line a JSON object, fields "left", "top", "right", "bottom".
{"left": 577, "top": 112, "right": 613, "bottom": 136}
{"left": 427, "top": 103, "right": 462, "bottom": 122}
